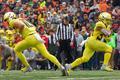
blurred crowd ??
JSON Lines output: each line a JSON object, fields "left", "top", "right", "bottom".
{"left": 0, "top": 0, "right": 120, "bottom": 71}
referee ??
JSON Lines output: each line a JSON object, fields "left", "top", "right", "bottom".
{"left": 56, "top": 16, "right": 74, "bottom": 64}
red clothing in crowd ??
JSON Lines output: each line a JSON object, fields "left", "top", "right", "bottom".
{"left": 41, "top": 35, "right": 49, "bottom": 49}
{"left": 2, "top": 21, "right": 9, "bottom": 29}
{"left": 14, "top": 34, "right": 23, "bottom": 44}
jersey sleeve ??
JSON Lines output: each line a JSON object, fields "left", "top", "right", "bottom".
{"left": 95, "top": 21, "right": 106, "bottom": 31}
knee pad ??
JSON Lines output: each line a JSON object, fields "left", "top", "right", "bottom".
{"left": 105, "top": 46, "right": 112, "bottom": 53}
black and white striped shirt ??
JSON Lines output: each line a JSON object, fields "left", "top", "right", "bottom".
{"left": 56, "top": 23, "right": 74, "bottom": 41}
{"left": 48, "top": 34, "right": 57, "bottom": 44}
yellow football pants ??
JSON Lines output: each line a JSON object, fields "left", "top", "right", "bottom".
{"left": 0, "top": 56, "right": 2, "bottom": 69}
{"left": 6, "top": 60, "right": 12, "bottom": 71}
{"left": 14, "top": 34, "right": 62, "bottom": 69}
{"left": 71, "top": 37, "right": 112, "bottom": 68}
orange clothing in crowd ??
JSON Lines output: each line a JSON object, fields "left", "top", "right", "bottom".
{"left": 52, "top": 0, "right": 57, "bottom": 7}
{"left": 99, "top": 0, "right": 109, "bottom": 12}
{"left": 38, "top": 6, "right": 46, "bottom": 12}
{"left": 83, "top": 8, "right": 90, "bottom": 13}
{"left": 60, "top": 5, "right": 66, "bottom": 11}
{"left": 2, "top": 21, "right": 9, "bottom": 29}
{"left": 7, "top": 0, "right": 15, "bottom": 3}
{"left": 0, "top": 0, "right": 2, "bottom": 3}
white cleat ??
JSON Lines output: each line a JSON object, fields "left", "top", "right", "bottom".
{"left": 65, "top": 64, "right": 72, "bottom": 76}
{"left": 60, "top": 66, "right": 69, "bottom": 76}
{"left": 101, "top": 65, "right": 113, "bottom": 72}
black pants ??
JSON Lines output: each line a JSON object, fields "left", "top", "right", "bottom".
{"left": 114, "top": 49, "right": 120, "bottom": 70}
{"left": 36, "top": 60, "right": 48, "bottom": 70}
{"left": 57, "top": 39, "right": 73, "bottom": 64}
{"left": 48, "top": 44, "right": 58, "bottom": 70}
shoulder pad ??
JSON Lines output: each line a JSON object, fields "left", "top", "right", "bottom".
{"left": 96, "top": 21, "right": 105, "bottom": 27}
{"left": 9, "top": 19, "right": 16, "bottom": 28}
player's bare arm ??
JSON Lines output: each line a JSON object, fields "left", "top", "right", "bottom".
{"left": 96, "top": 26, "right": 111, "bottom": 36}
{"left": 101, "top": 28, "right": 111, "bottom": 36}
{"left": 13, "top": 20, "right": 24, "bottom": 32}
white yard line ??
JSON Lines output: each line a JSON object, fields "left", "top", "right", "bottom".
{"left": 48, "top": 76, "right": 120, "bottom": 80}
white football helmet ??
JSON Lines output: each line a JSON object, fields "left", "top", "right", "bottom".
{"left": 4, "top": 12, "right": 16, "bottom": 22}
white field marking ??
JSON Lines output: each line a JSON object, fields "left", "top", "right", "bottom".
{"left": 48, "top": 76, "right": 120, "bottom": 80}
{"left": 0, "top": 75, "right": 120, "bottom": 80}
{"left": 48, "top": 77, "right": 61, "bottom": 79}
{"left": 65, "top": 77, "right": 120, "bottom": 80}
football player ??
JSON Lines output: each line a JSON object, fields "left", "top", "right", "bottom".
{"left": 3, "top": 12, "right": 68, "bottom": 76}
{"left": 65, "top": 12, "right": 113, "bottom": 75}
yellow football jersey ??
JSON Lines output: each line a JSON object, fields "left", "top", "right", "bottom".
{"left": 92, "top": 21, "right": 111, "bottom": 40}
{"left": 9, "top": 18, "right": 36, "bottom": 38}
{"left": 6, "top": 36, "right": 14, "bottom": 47}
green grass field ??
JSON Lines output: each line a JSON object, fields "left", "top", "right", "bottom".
{"left": 0, "top": 70, "right": 120, "bottom": 80}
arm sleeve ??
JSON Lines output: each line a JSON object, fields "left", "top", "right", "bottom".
{"left": 101, "top": 29, "right": 111, "bottom": 36}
